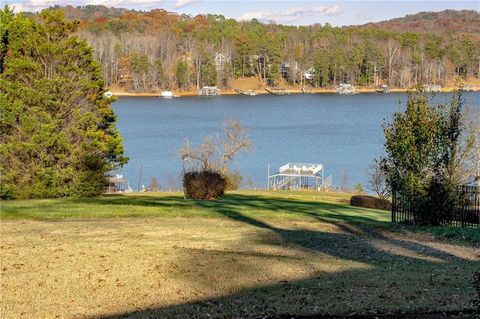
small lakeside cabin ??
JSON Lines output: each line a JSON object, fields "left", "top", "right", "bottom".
{"left": 106, "top": 174, "right": 132, "bottom": 193}
{"left": 302, "top": 67, "right": 315, "bottom": 80}
{"left": 336, "top": 83, "right": 358, "bottom": 95}
{"left": 423, "top": 84, "right": 442, "bottom": 93}
{"left": 268, "top": 163, "right": 332, "bottom": 191}
{"left": 198, "top": 86, "right": 220, "bottom": 96}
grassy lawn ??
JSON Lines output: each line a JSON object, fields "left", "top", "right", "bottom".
{"left": 1, "top": 191, "right": 479, "bottom": 318}
{"left": 0, "top": 190, "right": 389, "bottom": 223}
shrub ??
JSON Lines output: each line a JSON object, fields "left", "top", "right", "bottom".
{"left": 417, "top": 176, "right": 457, "bottom": 226}
{"left": 225, "top": 171, "right": 243, "bottom": 191}
{"left": 183, "top": 171, "right": 226, "bottom": 200}
{"left": 350, "top": 195, "right": 391, "bottom": 211}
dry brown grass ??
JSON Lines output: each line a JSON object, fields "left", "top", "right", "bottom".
{"left": 1, "top": 216, "right": 478, "bottom": 319}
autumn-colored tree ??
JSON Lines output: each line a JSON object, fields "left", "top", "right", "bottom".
{"left": 21, "top": 6, "right": 480, "bottom": 92}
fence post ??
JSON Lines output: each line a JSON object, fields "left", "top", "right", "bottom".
{"left": 391, "top": 188, "right": 395, "bottom": 223}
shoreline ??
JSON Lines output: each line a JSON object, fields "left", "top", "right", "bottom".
{"left": 111, "top": 86, "right": 480, "bottom": 97}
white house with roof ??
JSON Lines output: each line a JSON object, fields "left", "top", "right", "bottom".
{"left": 214, "top": 52, "right": 229, "bottom": 71}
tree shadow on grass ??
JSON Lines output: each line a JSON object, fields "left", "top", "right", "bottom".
{"left": 65, "top": 193, "right": 390, "bottom": 225}
{"left": 89, "top": 195, "right": 477, "bottom": 319}
{"left": 3, "top": 193, "right": 388, "bottom": 223}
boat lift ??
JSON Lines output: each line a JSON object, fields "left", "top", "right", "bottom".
{"left": 268, "top": 163, "right": 332, "bottom": 191}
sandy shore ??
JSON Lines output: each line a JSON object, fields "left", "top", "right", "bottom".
{"left": 111, "top": 86, "right": 479, "bottom": 97}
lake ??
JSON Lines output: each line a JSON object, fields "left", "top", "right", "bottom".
{"left": 113, "top": 92, "right": 479, "bottom": 191}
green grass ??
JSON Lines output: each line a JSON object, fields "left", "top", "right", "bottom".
{"left": 0, "top": 190, "right": 390, "bottom": 223}
{"left": 2, "top": 190, "right": 478, "bottom": 318}
{"left": 2, "top": 190, "right": 477, "bottom": 244}
{"left": 400, "top": 224, "right": 480, "bottom": 244}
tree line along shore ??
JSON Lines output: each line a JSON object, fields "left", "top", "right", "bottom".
{"left": 38, "top": 6, "right": 480, "bottom": 94}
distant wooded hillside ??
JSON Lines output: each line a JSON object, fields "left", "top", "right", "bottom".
{"left": 360, "top": 10, "right": 480, "bottom": 35}
{"left": 35, "top": 6, "right": 480, "bottom": 92}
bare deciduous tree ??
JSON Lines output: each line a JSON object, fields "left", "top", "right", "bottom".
{"left": 385, "top": 39, "right": 400, "bottom": 86}
{"left": 178, "top": 136, "right": 216, "bottom": 172}
{"left": 178, "top": 118, "right": 253, "bottom": 174}
{"left": 367, "top": 159, "right": 390, "bottom": 199}
{"left": 218, "top": 119, "right": 253, "bottom": 174}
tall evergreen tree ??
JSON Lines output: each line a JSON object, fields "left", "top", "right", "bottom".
{"left": 175, "top": 60, "right": 188, "bottom": 89}
{"left": 0, "top": 9, "right": 127, "bottom": 199}
{"left": 200, "top": 56, "right": 217, "bottom": 86}
{"left": 0, "top": 5, "right": 14, "bottom": 73}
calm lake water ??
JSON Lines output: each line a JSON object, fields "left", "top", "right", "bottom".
{"left": 113, "top": 92, "right": 479, "bottom": 190}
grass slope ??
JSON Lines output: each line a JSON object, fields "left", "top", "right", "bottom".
{"left": 1, "top": 191, "right": 479, "bottom": 318}
{"left": 0, "top": 191, "right": 389, "bottom": 223}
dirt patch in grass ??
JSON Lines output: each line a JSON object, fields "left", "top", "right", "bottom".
{"left": 1, "top": 216, "right": 478, "bottom": 319}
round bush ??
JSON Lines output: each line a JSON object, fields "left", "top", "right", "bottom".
{"left": 183, "top": 171, "right": 227, "bottom": 200}
{"left": 350, "top": 195, "right": 391, "bottom": 211}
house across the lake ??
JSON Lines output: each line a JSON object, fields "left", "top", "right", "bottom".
{"left": 302, "top": 67, "right": 315, "bottom": 80}
{"left": 214, "top": 53, "right": 229, "bottom": 72}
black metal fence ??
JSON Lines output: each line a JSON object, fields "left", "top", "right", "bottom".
{"left": 392, "top": 185, "right": 480, "bottom": 228}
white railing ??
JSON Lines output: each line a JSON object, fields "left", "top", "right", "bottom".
{"left": 279, "top": 163, "right": 323, "bottom": 175}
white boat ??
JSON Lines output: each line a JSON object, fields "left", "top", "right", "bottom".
{"left": 423, "top": 84, "right": 441, "bottom": 93}
{"left": 375, "top": 85, "right": 390, "bottom": 93}
{"left": 336, "top": 83, "right": 358, "bottom": 95}
{"left": 160, "top": 90, "right": 174, "bottom": 98}
{"left": 234, "top": 88, "right": 257, "bottom": 96}
{"left": 198, "top": 86, "right": 220, "bottom": 96}
{"left": 103, "top": 90, "right": 113, "bottom": 98}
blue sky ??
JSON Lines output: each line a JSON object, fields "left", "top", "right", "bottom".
{"left": 5, "top": 0, "right": 480, "bottom": 26}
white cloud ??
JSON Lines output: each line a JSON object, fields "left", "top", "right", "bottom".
{"left": 10, "top": 0, "right": 75, "bottom": 13}
{"left": 238, "top": 7, "right": 308, "bottom": 23}
{"left": 174, "top": 0, "right": 197, "bottom": 9}
{"left": 9, "top": 0, "right": 163, "bottom": 12}
{"left": 86, "top": 0, "right": 162, "bottom": 7}
{"left": 313, "top": 5, "right": 343, "bottom": 16}
{"left": 9, "top": 3, "right": 28, "bottom": 13}
{"left": 238, "top": 5, "right": 343, "bottom": 24}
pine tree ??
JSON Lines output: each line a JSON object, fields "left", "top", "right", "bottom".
{"left": 200, "top": 56, "right": 217, "bottom": 86}
{"left": 0, "top": 5, "right": 14, "bottom": 73}
{"left": 0, "top": 9, "right": 127, "bottom": 199}
{"left": 175, "top": 60, "right": 188, "bottom": 90}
